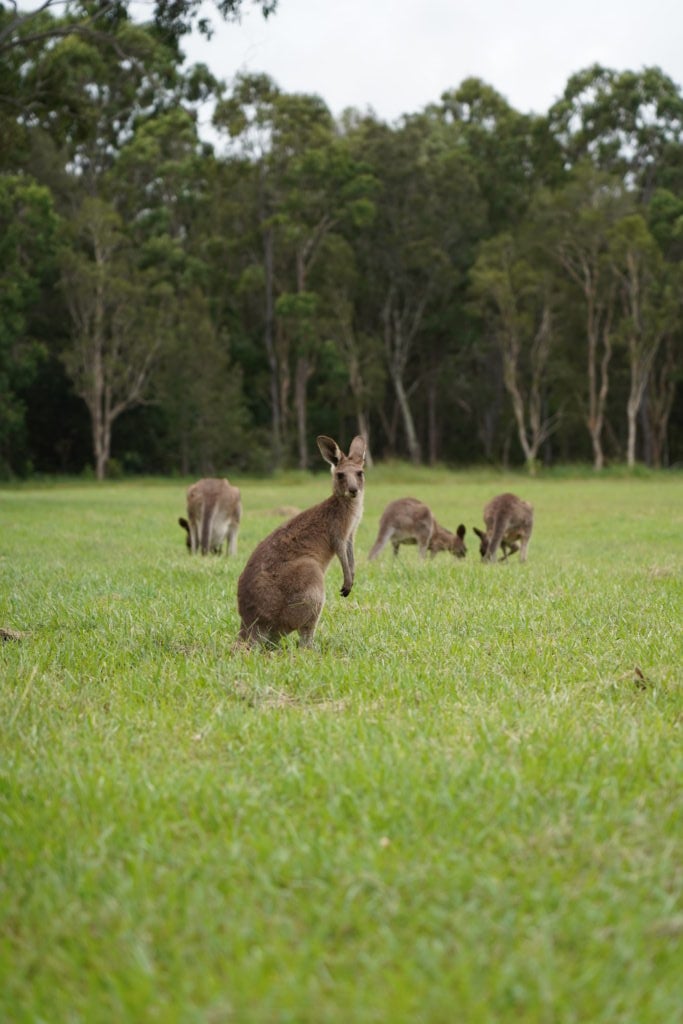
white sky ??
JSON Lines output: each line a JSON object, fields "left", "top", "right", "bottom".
{"left": 183, "top": 0, "right": 683, "bottom": 124}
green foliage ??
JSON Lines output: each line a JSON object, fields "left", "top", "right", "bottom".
{"left": 648, "top": 189, "right": 683, "bottom": 260}
{"left": 0, "top": 175, "right": 58, "bottom": 341}
{"left": 0, "top": 0, "right": 279, "bottom": 59}
{"left": 275, "top": 290, "right": 318, "bottom": 319}
{"left": 439, "top": 77, "right": 550, "bottom": 231}
{"left": 0, "top": 175, "right": 59, "bottom": 474}
{"left": 548, "top": 64, "right": 683, "bottom": 199}
{"left": 1, "top": 473, "right": 682, "bottom": 1020}
{"left": 155, "top": 287, "right": 255, "bottom": 473}
{"left": 1, "top": 19, "right": 682, "bottom": 474}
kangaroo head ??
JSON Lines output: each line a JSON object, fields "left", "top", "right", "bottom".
{"left": 452, "top": 523, "right": 467, "bottom": 558}
{"left": 473, "top": 526, "right": 489, "bottom": 560}
{"left": 317, "top": 435, "right": 366, "bottom": 499}
{"left": 178, "top": 516, "right": 191, "bottom": 550}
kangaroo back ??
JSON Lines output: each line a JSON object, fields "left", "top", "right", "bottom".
{"left": 368, "top": 498, "right": 433, "bottom": 560}
{"left": 179, "top": 477, "right": 242, "bottom": 555}
{"left": 237, "top": 435, "right": 366, "bottom": 647}
{"left": 473, "top": 492, "right": 533, "bottom": 563}
{"left": 369, "top": 498, "right": 467, "bottom": 561}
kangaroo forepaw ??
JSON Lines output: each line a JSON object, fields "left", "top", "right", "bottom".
{"left": 340, "top": 584, "right": 352, "bottom": 597}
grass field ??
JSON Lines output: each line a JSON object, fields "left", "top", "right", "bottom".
{"left": 1, "top": 467, "right": 682, "bottom": 1023}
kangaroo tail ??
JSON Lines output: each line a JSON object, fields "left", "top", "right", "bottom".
{"left": 200, "top": 504, "right": 213, "bottom": 555}
{"left": 368, "top": 528, "right": 392, "bottom": 561}
{"left": 487, "top": 519, "right": 506, "bottom": 560}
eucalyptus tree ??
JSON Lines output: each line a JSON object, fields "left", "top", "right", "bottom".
{"left": 2, "top": 10, "right": 188, "bottom": 198}
{"left": 111, "top": 106, "right": 255, "bottom": 472}
{"left": 277, "top": 100, "right": 375, "bottom": 467}
{"left": 0, "top": 0, "right": 278, "bottom": 59}
{"left": 608, "top": 215, "right": 680, "bottom": 466}
{"left": 60, "top": 197, "right": 174, "bottom": 479}
{"left": 391, "top": 80, "right": 541, "bottom": 463}
{"left": 373, "top": 118, "right": 439, "bottom": 463}
{"left": 9, "top": 1, "right": 230, "bottom": 476}
{"left": 214, "top": 73, "right": 290, "bottom": 463}
{"left": 347, "top": 111, "right": 484, "bottom": 464}
{"left": 469, "top": 231, "right": 560, "bottom": 473}
{"left": 114, "top": 105, "right": 213, "bottom": 232}
{"left": 313, "top": 233, "right": 385, "bottom": 462}
{"left": 646, "top": 327, "right": 683, "bottom": 468}
{"left": 155, "top": 286, "right": 251, "bottom": 475}
{"left": 438, "top": 77, "right": 560, "bottom": 234}
{"left": 215, "top": 75, "right": 375, "bottom": 467}
{"left": 548, "top": 65, "right": 683, "bottom": 201}
{"left": 645, "top": 190, "right": 683, "bottom": 465}
{"left": 534, "top": 164, "right": 635, "bottom": 469}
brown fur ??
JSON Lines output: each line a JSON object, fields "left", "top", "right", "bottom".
{"left": 368, "top": 498, "right": 466, "bottom": 561}
{"left": 473, "top": 492, "right": 533, "bottom": 563}
{"left": 178, "top": 477, "right": 242, "bottom": 556}
{"left": 237, "top": 435, "right": 366, "bottom": 647}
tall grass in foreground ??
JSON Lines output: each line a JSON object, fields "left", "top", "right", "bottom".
{"left": 1, "top": 470, "right": 682, "bottom": 1023}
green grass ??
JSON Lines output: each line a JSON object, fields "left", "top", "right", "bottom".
{"left": 1, "top": 469, "right": 682, "bottom": 1023}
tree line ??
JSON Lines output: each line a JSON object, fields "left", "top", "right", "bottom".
{"left": 2, "top": 0, "right": 682, "bottom": 478}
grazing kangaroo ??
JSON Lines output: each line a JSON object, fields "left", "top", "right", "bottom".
{"left": 368, "top": 498, "right": 466, "bottom": 561}
{"left": 237, "top": 435, "right": 366, "bottom": 647}
{"left": 473, "top": 492, "right": 533, "bottom": 563}
{"left": 178, "top": 478, "right": 242, "bottom": 556}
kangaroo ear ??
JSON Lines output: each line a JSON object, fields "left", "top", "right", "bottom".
{"left": 347, "top": 435, "right": 367, "bottom": 465}
{"left": 457, "top": 524, "right": 466, "bottom": 538}
{"left": 178, "top": 517, "right": 190, "bottom": 533}
{"left": 317, "top": 435, "right": 342, "bottom": 466}
{"left": 473, "top": 526, "right": 485, "bottom": 540}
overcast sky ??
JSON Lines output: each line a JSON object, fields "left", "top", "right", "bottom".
{"left": 182, "top": 0, "right": 683, "bottom": 124}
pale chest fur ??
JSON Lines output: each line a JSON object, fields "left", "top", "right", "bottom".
{"left": 346, "top": 493, "right": 364, "bottom": 538}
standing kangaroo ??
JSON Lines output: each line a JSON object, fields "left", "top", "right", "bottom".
{"left": 368, "top": 498, "right": 466, "bottom": 561}
{"left": 237, "top": 435, "right": 366, "bottom": 647}
{"left": 179, "top": 478, "right": 242, "bottom": 556}
{"left": 473, "top": 492, "right": 533, "bottom": 563}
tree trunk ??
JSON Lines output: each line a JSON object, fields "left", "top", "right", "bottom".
{"left": 392, "top": 371, "right": 421, "bottom": 464}
{"left": 378, "top": 400, "right": 399, "bottom": 457}
{"left": 426, "top": 372, "right": 438, "bottom": 465}
{"left": 276, "top": 317, "right": 290, "bottom": 454}
{"left": 93, "top": 405, "right": 111, "bottom": 480}
{"left": 92, "top": 283, "right": 107, "bottom": 479}
{"left": 626, "top": 395, "right": 638, "bottom": 468}
{"left": 507, "top": 378, "right": 534, "bottom": 467}
{"left": 342, "top": 333, "right": 373, "bottom": 466}
{"left": 647, "top": 334, "right": 678, "bottom": 468}
{"left": 356, "top": 409, "right": 373, "bottom": 467}
{"left": 639, "top": 393, "right": 653, "bottom": 467}
{"left": 295, "top": 354, "right": 310, "bottom": 470}
{"left": 95, "top": 432, "right": 109, "bottom": 480}
{"left": 647, "top": 335, "right": 678, "bottom": 467}
{"left": 382, "top": 288, "right": 426, "bottom": 465}
{"left": 263, "top": 222, "right": 281, "bottom": 466}
{"left": 626, "top": 340, "right": 661, "bottom": 468}
{"left": 585, "top": 301, "right": 612, "bottom": 471}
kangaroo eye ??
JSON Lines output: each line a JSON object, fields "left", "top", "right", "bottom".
{"left": 357, "top": 471, "right": 364, "bottom": 480}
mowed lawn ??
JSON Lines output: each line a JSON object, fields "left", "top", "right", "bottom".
{"left": 1, "top": 468, "right": 682, "bottom": 1023}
